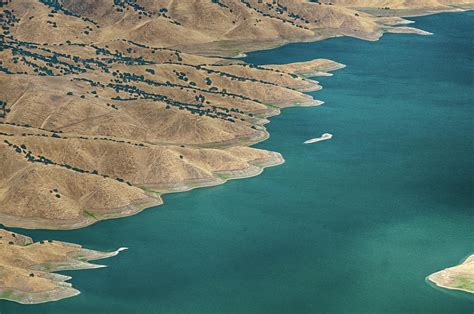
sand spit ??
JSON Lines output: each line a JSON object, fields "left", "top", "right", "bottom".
{"left": 385, "top": 26, "right": 434, "bottom": 35}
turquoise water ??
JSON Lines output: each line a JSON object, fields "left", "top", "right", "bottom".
{"left": 2, "top": 11, "right": 473, "bottom": 313}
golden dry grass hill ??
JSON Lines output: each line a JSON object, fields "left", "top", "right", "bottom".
{"left": 0, "top": 0, "right": 472, "bottom": 304}
{"left": 0, "top": 228, "right": 126, "bottom": 304}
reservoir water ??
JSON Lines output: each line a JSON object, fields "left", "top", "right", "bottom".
{"left": 2, "top": 11, "right": 473, "bottom": 313}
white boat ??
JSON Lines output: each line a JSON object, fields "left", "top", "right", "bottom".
{"left": 304, "top": 133, "right": 333, "bottom": 144}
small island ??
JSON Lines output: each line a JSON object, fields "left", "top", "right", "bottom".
{"left": 304, "top": 133, "right": 333, "bottom": 144}
{"left": 428, "top": 255, "right": 474, "bottom": 294}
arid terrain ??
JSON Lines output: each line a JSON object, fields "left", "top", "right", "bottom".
{"left": 0, "top": 0, "right": 472, "bottom": 304}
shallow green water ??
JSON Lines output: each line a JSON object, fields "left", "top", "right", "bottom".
{"left": 2, "top": 11, "right": 473, "bottom": 314}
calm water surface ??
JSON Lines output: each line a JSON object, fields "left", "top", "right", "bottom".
{"left": 1, "top": 11, "right": 473, "bottom": 314}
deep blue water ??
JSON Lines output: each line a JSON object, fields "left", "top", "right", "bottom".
{"left": 1, "top": 11, "right": 473, "bottom": 314}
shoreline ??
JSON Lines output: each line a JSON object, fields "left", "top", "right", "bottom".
{"left": 177, "top": 7, "right": 471, "bottom": 59}
{"left": 1, "top": 59, "right": 338, "bottom": 231}
{"left": 0, "top": 4, "right": 472, "bottom": 306}
{"left": 426, "top": 279, "right": 474, "bottom": 296}
{"left": 1, "top": 151, "right": 285, "bottom": 231}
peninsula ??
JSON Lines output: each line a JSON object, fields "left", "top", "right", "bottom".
{"left": 0, "top": 229, "right": 125, "bottom": 304}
